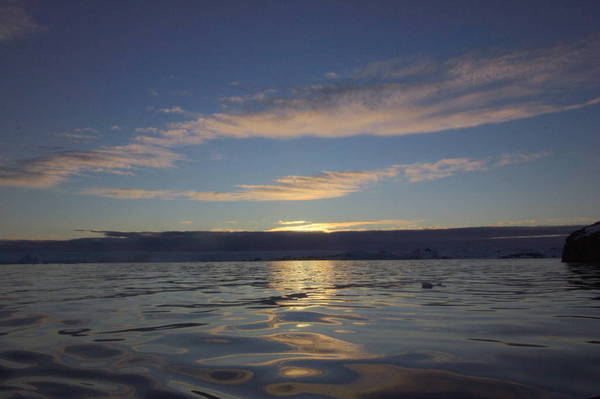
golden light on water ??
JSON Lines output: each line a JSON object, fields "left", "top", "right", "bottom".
{"left": 268, "top": 260, "right": 336, "bottom": 293}
{"left": 279, "top": 366, "right": 323, "bottom": 378}
{"left": 267, "top": 260, "right": 343, "bottom": 311}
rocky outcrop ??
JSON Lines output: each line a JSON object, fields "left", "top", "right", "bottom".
{"left": 562, "top": 222, "right": 600, "bottom": 263}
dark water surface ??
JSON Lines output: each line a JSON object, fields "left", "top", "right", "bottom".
{"left": 1, "top": 259, "right": 599, "bottom": 399}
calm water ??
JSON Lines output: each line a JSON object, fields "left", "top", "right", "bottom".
{"left": 1, "top": 259, "right": 599, "bottom": 399}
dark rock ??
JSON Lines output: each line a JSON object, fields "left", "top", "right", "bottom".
{"left": 421, "top": 282, "right": 434, "bottom": 289}
{"left": 562, "top": 221, "right": 600, "bottom": 263}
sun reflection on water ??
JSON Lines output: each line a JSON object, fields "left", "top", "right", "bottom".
{"left": 267, "top": 260, "right": 342, "bottom": 308}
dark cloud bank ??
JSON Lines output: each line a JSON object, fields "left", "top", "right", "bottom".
{"left": 0, "top": 226, "right": 579, "bottom": 264}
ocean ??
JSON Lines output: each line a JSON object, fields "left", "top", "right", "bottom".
{"left": 1, "top": 259, "right": 599, "bottom": 399}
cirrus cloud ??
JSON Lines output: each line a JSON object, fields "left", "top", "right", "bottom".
{"left": 158, "top": 106, "right": 186, "bottom": 115}
{"left": 80, "top": 152, "right": 549, "bottom": 202}
{"left": 135, "top": 35, "right": 600, "bottom": 147}
{"left": 1, "top": 37, "right": 588, "bottom": 191}
{"left": 0, "top": 144, "right": 181, "bottom": 188}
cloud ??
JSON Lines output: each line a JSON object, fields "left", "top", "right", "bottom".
{"left": 58, "top": 133, "right": 100, "bottom": 141}
{"left": 57, "top": 128, "right": 101, "bottom": 141}
{"left": 81, "top": 167, "right": 396, "bottom": 201}
{"left": 493, "top": 151, "right": 550, "bottom": 167}
{"left": 398, "top": 158, "right": 488, "bottom": 183}
{"left": 178, "top": 221, "right": 193, "bottom": 225}
{"left": 0, "top": 144, "right": 180, "bottom": 188}
{"left": 277, "top": 220, "right": 309, "bottom": 225}
{"left": 110, "top": 125, "right": 122, "bottom": 131}
{"left": 362, "top": 151, "right": 552, "bottom": 185}
{"left": 80, "top": 152, "right": 549, "bottom": 201}
{"left": 138, "top": 36, "right": 600, "bottom": 145}
{"left": 268, "top": 219, "right": 422, "bottom": 233}
{"left": 0, "top": 0, "right": 39, "bottom": 41}
{"left": 122, "top": 36, "right": 597, "bottom": 152}
{"left": 134, "top": 127, "right": 209, "bottom": 147}
{"left": 81, "top": 187, "right": 172, "bottom": 199}
{"left": 158, "top": 106, "right": 186, "bottom": 114}
{"left": 393, "top": 151, "right": 549, "bottom": 183}
{"left": 220, "top": 89, "right": 277, "bottom": 105}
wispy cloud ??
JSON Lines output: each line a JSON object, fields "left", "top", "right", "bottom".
{"left": 81, "top": 187, "right": 173, "bottom": 199}
{"left": 56, "top": 128, "right": 101, "bottom": 142}
{"left": 81, "top": 167, "right": 396, "bottom": 201}
{"left": 178, "top": 220, "right": 193, "bottom": 225}
{"left": 57, "top": 133, "right": 100, "bottom": 141}
{"left": 398, "top": 151, "right": 549, "bottom": 182}
{"left": 0, "top": 144, "right": 180, "bottom": 188}
{"left": 399, "top": 158, "right": 488, "bottom": 183}
{"left": 0, "top": 0, "right": 40, "bottom": 41}
{"left": 493, "top": 152, "right": 550, "bottom": 167}
{"left": 158, "top": 106, "right": 186, "bottom": 114}
{"left": 277, "top": 220, "right": 309, "bottom": 225}
{"left": 139, "top": 36, "right": 600, "bottom": 145}
{"left": 221, "top": 89, "right": 277, "bottom": 105}
{"left": 268, "top": 219, "right": 422, "bottom": 233}
{"left": 80, "top": 152, "right": 549, "bottom": 201}
{"left": 134, "top": 127, "right": 208, "bottom": 147}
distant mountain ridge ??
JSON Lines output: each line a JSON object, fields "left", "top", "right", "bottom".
{"left": 0, "top": 226, "right": 578, "bottom": 264}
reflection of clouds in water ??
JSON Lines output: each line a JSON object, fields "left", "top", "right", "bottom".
{"left": 234, "top": 309, "right": 368, "bottom": 331}
{"left": 279, "top": 366, "right": 324, "bottom": 378}
{"left": 277, "top": 310, "right": 365, "bottom": 325}
{"left": 266, "top": 363, "right": 557, "bottom": 399}
{"left": 187, "top": 331, "right": 376, "bottom": 367}
{"left": 267, "top": 332, "right": 372, "bottom": 360}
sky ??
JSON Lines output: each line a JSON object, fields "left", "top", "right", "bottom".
{"left": 1, "top": 0, "right": 599, "bottom": 239}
